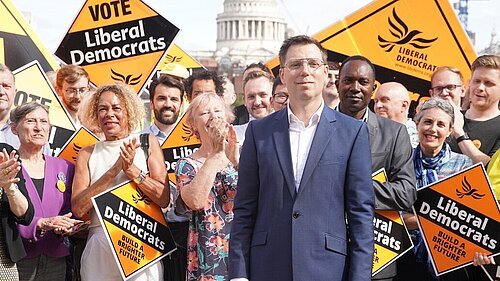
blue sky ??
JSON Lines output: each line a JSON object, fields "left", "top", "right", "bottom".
{"left": 10, "top": 0, "right": 499, "bottom": 53}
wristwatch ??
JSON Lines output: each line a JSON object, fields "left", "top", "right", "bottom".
{"left": 133, "top": 170, "right": 147, "bottom": 184}
{"left": 456, "top": 132, "right": 470, "bottom": 143}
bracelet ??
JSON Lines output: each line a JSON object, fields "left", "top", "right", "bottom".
{"left": 133, "top": 170, "right": 147, "bottom": 185}
{"left": 5, "top": 184, "right": 19, "bottom": 197}
{"left": 456, "top": 132, "right": 470, "bottom": 143}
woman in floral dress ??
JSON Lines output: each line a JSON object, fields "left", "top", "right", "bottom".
{"left": 175, "top": 93, "right": 238, "bottom": 281}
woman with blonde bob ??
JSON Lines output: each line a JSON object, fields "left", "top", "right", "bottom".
{"left": 72, "top": 83, "right": 169, "bottom": 281}
{"left": 175, "top": 93, "right": 238, "bottom": 280}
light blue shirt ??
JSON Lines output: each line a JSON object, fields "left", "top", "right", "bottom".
{"left": 140, "top": 123, "right": 189, "bottom": 222}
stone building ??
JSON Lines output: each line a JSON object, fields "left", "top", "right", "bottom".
{"left": 478, "top": 29, "right": 500, "bottom": 56}
{"left": 191, "top": 0, "right": 291, "bottom": 92}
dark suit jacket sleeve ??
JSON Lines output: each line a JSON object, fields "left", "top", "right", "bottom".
{"left": 229, "top": 121, "right": 259, "bottom": 279}
{"left": 373, "top": 123, "right": 416, "bottom": 211}
{"left": 346, "top": 123, "right": 375, "bottom": 281}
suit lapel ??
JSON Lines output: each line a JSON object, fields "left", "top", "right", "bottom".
{"left": 298, "top": 108, "right": 336, "bottom": 194}
{"left": 367, "top": 110, "right": 378, "bottom": 148}
{"left": 272, "top": 109, "right": 296, "bottom": 198}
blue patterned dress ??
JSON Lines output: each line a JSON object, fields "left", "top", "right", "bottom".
{"left": 175, "top": 156, "right": 238, "bottom": 281}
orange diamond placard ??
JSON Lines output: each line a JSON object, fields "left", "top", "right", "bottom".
{"left": 161, "top": 113, "right": 201, "bottom": 186}
{"left": 159, "top": 43, "right": 204, "bottom": 71}
{"left": 413, "top": 164, "right": 500, "bottom": 276}
{"left": 92, "top": 181, "right": 176, "bottom": 280}
{"left": 57, "top": 127, "right": 100, "bottom": 164}
{"left": 55, "top": 0, "right": 179, "bottom": 94}
{"left": 12, "top": 61, "right": 75, "bottom": 156}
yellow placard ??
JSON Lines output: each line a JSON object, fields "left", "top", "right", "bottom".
{"left": 266, "top": 0, "right": 476, "bottom": 111}
{"left": 161, "top": 113, "right": 201, "bottom": 185}
{"left": 160, "top": 43, "right": 204, "bottom": 70}
{"left": 12, "top": 61, "right": 74, "bottom": 131}
{"left": 0, "top": 0, "right": 59, "bottom": 71}
{"left": 371, "top": 168, "right": 413, "bottom": 275}
{"left": 11, "top": 61, "right": 76, "bottom": 156}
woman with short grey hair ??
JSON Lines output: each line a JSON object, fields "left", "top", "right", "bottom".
{"left": 397, "top": 97, "right": 477, "bottom": 280}
{"left": 11, "top": 102, "right": 79, "bottom": 281}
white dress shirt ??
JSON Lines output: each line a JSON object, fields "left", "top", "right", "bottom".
{"left": 230, "top": 103, "right": 323, "bottom": 281}
{"left": 233, "top": 115, "right": 256, "bottom": 147}
{"left": 288, "top": 102, "right": 323, "bottom": 191}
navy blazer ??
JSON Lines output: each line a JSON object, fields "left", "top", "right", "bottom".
{"left": 0, "top": 143, "right": 34, "bottom": 262}
{"left": 230, "top": 106, "right": 375, "bottom": 281}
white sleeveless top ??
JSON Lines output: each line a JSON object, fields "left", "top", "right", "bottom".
{"left": 81, "top": 134, "right": 163, "bottom": 281}
{"left": 87, "top": 134, "right": 147, "bottom": 228}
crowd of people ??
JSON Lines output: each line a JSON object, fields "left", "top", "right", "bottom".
{"left": 0, "top": 34, "right": 499, "bottom": 281}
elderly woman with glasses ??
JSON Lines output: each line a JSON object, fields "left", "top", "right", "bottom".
{"left": 395, "top": 97, "right": 490, "bottom": 281}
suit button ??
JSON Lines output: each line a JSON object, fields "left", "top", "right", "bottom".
{"left": 292, "top": 212, "right": 300, "bottom": 219}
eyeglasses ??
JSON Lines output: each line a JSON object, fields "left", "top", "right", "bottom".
{"left": 431, "top": 84, "right": 462, "bottom": 93}
{"left": 273, "top": 92, "right": 288, "bottom": 104}
{"left": 64, "top": 87, "right": 89, "bottom": 96}
{"left": 328, "top": 73, "right": 339, "bottom": 80}
{"left": 283, "top": 58, "right": 326, "bottom": 71}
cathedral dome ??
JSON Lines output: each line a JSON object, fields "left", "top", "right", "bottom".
{"left": 216, "top": 0, "right": 287, "bottom": 64}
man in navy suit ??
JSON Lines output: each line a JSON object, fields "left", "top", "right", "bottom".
{"left": 229, "top": 35, "right": 375, "bottom": 281}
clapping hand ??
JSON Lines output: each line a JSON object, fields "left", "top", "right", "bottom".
{"left": 0, "top": 148, "right": 21, "bottom": 189}
{"left": 120, "top": 137, "right": 140, "bottom": 172}
{"left": 38, "top": 212, "right": 82, "bottom": 235}
{"left": 207, "top": 117, "right": 229, "bottom": 153}
{"left": 225, "top": 125, "right": 239, "bottom": 168}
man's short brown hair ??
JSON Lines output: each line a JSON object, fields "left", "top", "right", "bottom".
{"left": 243, "top": 70, "right": 273, "bottom": 91}
{"left": 430, "top": 66, "right": 464, "bottom": 84}
{"left": 56, "top": 64, "right": 89, "bottom": 88}
{"left": 471, "top": 55, "right": 500, "bottom": 72}
{"left": 278, "top": 35, "right": 327, "bottom": 67}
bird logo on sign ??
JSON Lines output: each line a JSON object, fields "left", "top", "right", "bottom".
{"left": 111, "top": 69, "right": 142, "bottom": 86}
{"left": 378, "top": 8, "right": 437, "bottom": 52}
{"left": 456, "top": 176, "right": 484, "bottom": 199}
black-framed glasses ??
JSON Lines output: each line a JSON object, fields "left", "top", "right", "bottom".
{"left": 431, "top": 84, "right": 462, "bottom": 93}
{"left": 273, "top": 92, "right": 288, "bottom": 104}
{"left": 283, "top": 58, "right": 325, "bottom": 71}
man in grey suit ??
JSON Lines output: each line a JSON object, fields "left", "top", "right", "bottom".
{"left": 229, "top": 36, "right": 375, "bottom": 281}
{"left": 336, "top": 55, "right": 417, "bottom": 281}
